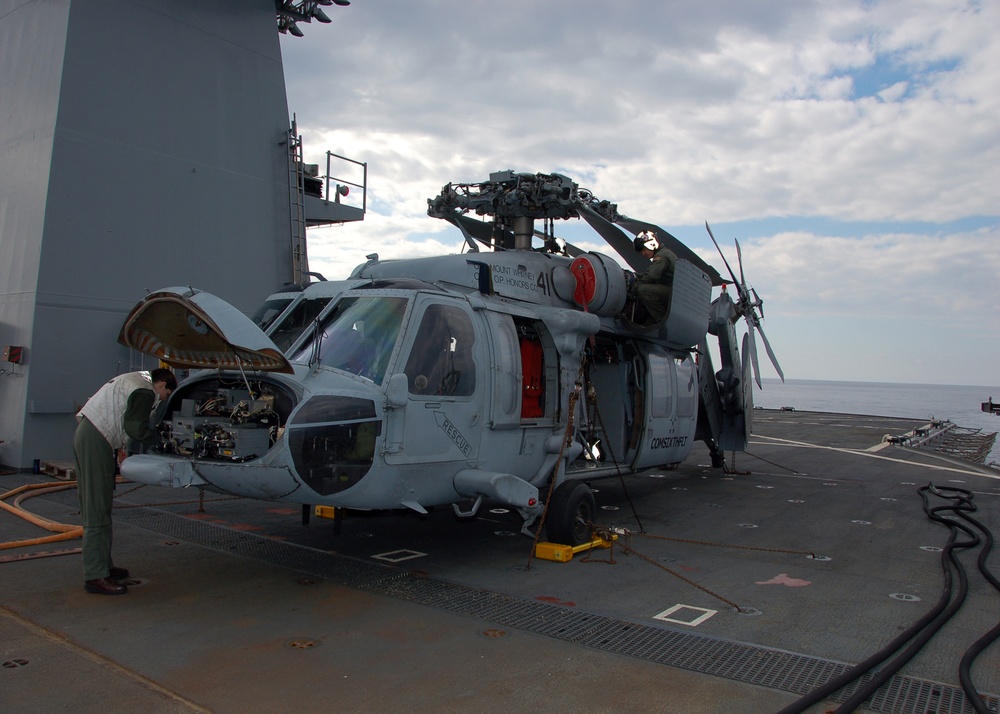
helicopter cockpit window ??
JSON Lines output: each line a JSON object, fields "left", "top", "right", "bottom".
{"left": 403, "top": 304, "right": 476, "bottom": 397}
{"left": 269, "top": 296, "right": 333, "bottom": 353}
{"left": 290, "top": 296, "right": 407, "bottom": 384}
{"left": 251, "top": 297, "right": 295, "bottom": 333}
{"left": 268, "top": 297, "right": 333, "bottom": 352}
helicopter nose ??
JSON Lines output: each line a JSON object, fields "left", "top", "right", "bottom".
{"left": 285, "top": 395, "right": 381, "bottom": 496}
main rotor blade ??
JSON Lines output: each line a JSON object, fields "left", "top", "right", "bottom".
{"left": 619, "top": 216, "right": 724, "bottom": 286}
{"left": 705, "top": 222, "right": 741, "bottom": 287}
{"left": 578, "top": 205, "right": 648, "bottom": 272}
{"left": 443, "top": 215, "right": 481, "bottom": 252}
{"left": 453, "top": 214, "right": 517, "bottom": 251}
{"left": 754, "top": 321, "right": 784, "bottom": 383}
{"left": 455, "top": 214, "right": 587, "bottom": 257}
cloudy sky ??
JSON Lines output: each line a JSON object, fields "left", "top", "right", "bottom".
{"left": 277, "top": 0, "right": 999, "bottom": 387}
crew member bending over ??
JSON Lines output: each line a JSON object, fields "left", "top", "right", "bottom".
{"left": 74, "top": 368, "right": 176, "bottom": 595}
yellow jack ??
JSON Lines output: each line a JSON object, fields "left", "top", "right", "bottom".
{"left": 534, "top": 534, "right": 617, "bottom": 562}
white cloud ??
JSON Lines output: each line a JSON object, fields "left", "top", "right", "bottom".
{"left": 877, "top": 81, "right": 909, "bottom": 101}
{"left": 734, "top": 227, "right": 1000, "bottom": 321}
{"left": 289, "top": 0, "right": 1000, "bottom": 224}
{"left": 283, "top": 0, "right": 999, "bottom": 385}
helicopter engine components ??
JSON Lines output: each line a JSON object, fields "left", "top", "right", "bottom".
{"left": 158, "top": 382, "right": 287, "bottom": 462}
{"left": 185, "top": 421, "right": 269, "bottom": 462}
{"left": 570, "top": 252, "right": 628, "bottom": 317}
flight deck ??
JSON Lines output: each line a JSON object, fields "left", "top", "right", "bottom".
{"left": 2, "top": 409, "right": 998, "bottom": 714}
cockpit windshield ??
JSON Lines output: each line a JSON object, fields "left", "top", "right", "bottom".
{"left": 290, "top": 296, "right": 408, "bottom": 384}
{"left": 268, "top": 297, "right": 334, "bottom": 353}
{"left": 251, "top": 297, "right": 295, "bottom": 332}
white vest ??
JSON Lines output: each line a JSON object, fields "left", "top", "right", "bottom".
{"left": 78, "top": 372, "right": 155, "bottom": 449}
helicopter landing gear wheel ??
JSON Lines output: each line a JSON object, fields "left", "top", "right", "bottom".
{"left": 545, "top": 481, "right": 596, "bottom": 546}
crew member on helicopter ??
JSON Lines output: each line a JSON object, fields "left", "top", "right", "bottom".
{"left": 630, "top": 231, "right": 676, "bottom": 324}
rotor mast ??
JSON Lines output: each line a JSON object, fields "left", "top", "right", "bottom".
{"left": 428, "top": 170, "right": 607, "bottom": 253}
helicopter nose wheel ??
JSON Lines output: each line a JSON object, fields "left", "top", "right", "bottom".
{"left": 546, "top": 481, "right": 596, "bottom": 546}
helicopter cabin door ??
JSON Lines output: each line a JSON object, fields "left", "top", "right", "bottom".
{"left": 384, "top": 297, "right": 483, "bottom": 465}
{"left": 632, "top": 350, "right": 698, "bottom": 469}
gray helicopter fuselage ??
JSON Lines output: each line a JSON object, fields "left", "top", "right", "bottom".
{"left": 121, "top": 248, "right": 713, "bottom": 520}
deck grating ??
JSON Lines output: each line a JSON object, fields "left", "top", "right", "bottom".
{"left": 115, "top": 505, "right": 999, "bottom": 714}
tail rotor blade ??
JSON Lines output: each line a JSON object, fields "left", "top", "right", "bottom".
{"left": 735, "top": 238, "right": 746, "bottom": 288}
{"left": 705, "top": 222, "right": 741, "bottom": 287}
{"left": 732, "top": 238, "right": 758, "bottom": 309}
{"left": 751, "top": 287, "right": 763, "bottom": 318}
{"left": 755, "top": 322, "right": 784, "bottom": 383}
{"left": 707, "top": 222, "right": 784, "bottom": 385}
{"left": 746, "top": 323, "right": 762, "bottom": 389}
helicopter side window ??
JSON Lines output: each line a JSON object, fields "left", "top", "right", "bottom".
{"left": 676, "top": 356, "right": 696, "bottom": 418}
{"left": 403, "top": 304, "right": 476, "bottom": 397}
{"left": 648, "top": 353, "right": 674, "bottom": 418}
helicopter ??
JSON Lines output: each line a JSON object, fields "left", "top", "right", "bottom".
{"left": 117, "top": 170, "right": 782, "bottom": 545}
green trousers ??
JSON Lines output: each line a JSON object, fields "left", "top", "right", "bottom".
{"left": 73, "top": 417, "right": 117, "bottom": 581}
{"left": 636, "top": 283, "right": 673, "bottom": 324}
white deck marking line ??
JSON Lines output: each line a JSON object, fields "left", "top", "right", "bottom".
{"left": 371, "top": 549, "right": 428, "bottom": 563}
{"left": 750, "top": 435, "right": 999, "bottom": 480}
{"left": 653, "top": 604, "right": 717, "bottom": 627}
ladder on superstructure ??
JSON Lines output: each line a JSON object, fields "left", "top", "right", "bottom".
{"left": 287, "top": 117, "right": 309, "bottom": 286}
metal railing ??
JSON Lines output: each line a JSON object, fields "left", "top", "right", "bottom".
{"left": 323, "top": 151, "right": 367, "bottom": 214}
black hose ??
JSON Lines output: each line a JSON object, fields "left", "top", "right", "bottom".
{"left": 774, "top": 484, "right": 982, "bottom": 714}
{"left": 955, "top": 509, "right": 1000, "bottom": 714}
{"left": 833, "top": 487, "right": 978, "bottom": 712}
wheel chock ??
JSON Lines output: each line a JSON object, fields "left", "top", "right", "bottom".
{"left": 534, "top": 534, "right": 617, "bottom": 562}
{"left": 314, "top": 505, "right": 336, "bottom": 519}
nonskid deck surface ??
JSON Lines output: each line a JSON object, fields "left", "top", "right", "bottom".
{"left": 2, "top": 410, "right": 998, "bottom": 714}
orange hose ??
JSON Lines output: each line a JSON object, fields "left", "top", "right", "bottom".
{"left": 1, "top": 481, "right": 83, "bottom": 550}
{"left": 0, "top": 530, "right": 82, "bottom": 551}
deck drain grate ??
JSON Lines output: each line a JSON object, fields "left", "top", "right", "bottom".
{"left": 114, "top": 505, "right": 998, "bottom": 714}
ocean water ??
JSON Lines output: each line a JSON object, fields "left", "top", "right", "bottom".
{"left": 752, "top": 379, "right": 1000, "bottom": 466}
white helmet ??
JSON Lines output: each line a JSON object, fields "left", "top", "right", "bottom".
{"left": 634, "top": 231, "right": 659, "bottom": 253}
